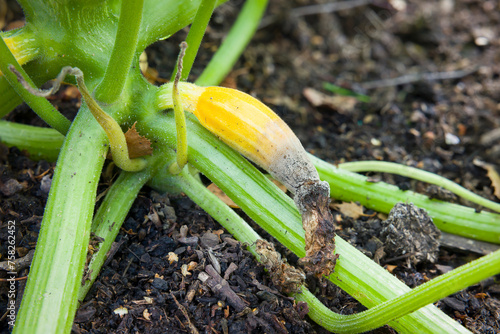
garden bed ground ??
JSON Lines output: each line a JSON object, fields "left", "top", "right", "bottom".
{"left": 1, "top": 0, "right": 500, "bottom": 333}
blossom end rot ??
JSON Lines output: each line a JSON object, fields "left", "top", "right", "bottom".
{"left": 158, "top": 82, "right": 338, "bottom": 278}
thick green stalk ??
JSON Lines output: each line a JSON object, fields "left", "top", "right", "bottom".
{"left": 0, "top": 77, "right": 22, "bottom": 118}
{"left": 0, "top": 120, "right": 64, "bottom": 161}
{"left": 143, "top": 113, "right": 466, "bottom": 333}
{"left": 311, "top": 156, "right": 500, "bottom": 244}
{"left": 195, "top": 0, "right": 268, "bottom": 86}
{"left": 13, "top": 107, "right": 107, "bottom": 334}
{"left": 339, "top": 160, "right": 500, "bottom": 213}
{"left": 0, "top": 36, "right": 70, "bottom": 134}
{"left": 94, "top": 0, "right": 144, "bottom": 103}
{"left": 170, "top": 0, "right": 217, "bottom": 82}
{"left": 78, "top": 151, "right": 167, "bottom": 301}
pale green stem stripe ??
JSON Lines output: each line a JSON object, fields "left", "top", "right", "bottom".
{"left": 339, "top": 160, "right": 500, "bottom": 213}
{"left": 169, "top": 44, "right": 189, "bottom": 174}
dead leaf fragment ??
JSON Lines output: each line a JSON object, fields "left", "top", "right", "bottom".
{"left": 142, "top": 308, "right": 151, "bottom": 321}
{"left": 303, "top": 87, "right": 358, "bottom": 114}
{"left": 168, "top": 252, "right": 178, "bottom": 264}
{"left": 187, "top": 261, "right": 197, "bottom": 271}
{"left": 208, "top": 180, "right": 286, "bottom": 209}
{"left": 331, "top": 201, "right": 365, "bottom": 219}
{"left": 474, "top": 159, "right": 500, "bottom": 199}
{"left": 113, "top": 306, "right": 128, "bottom": 318}
{"left": 132, "top": 296, "right": 154, "bottom": 305}
{"left": 207, "top": 183, "right": 239, "bottom": 208}
{"left": 125, "top": 122, "right": 153, "bottom": 158}
{"left": 386, "top": 265, "right": 397, "bottom": 273}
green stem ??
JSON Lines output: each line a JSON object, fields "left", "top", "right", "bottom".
{"left": 195, "top": 0, "right": 268, "bottom": 86}
{"left": 13, "top": 107, "right": 107, "bottom": 334}
{"left": 0, "top": 36, "right": 70, "bottom": 134}
{"left": 0, "top": 77, "right": 23, "bottom": 118}
{"left": 339, "top": 160, "right": 500, "bottom": 213}
{"left": 78, "top": 151, "right": 166, "bottom": 302}
{"left": 170, "top": 0, "right": 217, "bottom": 82}
{"left": 75, "top": 69, "right": 147, "bottom": 171}
{"left": 94, "top": 0, "right": 144, "bottom": 103}
{"left": 0, "top": 120, "right": 64, "bottom": 161}
{"left": 311, "top": 156, "right": 500, "bottom": 244}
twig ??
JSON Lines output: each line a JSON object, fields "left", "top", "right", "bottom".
{"left": 361, "top": 67, "right": 479, "bottom": 90}
{"left": 198, "top": 264, "right": 248, "bottom": 312}
{"left": 0, "top": 249, "right": 35, "bottom": 272}
{"left": 0, "top": 276, "right": 28, "bottom": 282}
{"left": 171, "top": 292, "right": 200, "bottom": 334}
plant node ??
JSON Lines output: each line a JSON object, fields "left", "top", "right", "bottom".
{"left": 9, "top": 65, "right": 148, "bottom": 172}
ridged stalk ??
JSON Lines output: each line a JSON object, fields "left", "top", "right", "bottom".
{"left": 13, "top": 108, "right": 106, "bottom": 334}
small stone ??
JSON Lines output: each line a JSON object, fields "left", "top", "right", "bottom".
{"left": 152, "top": 277, "right": 169, "bottom": 291}
{"left": 0, "top": 178, "right": 25, "bottom": 196}
{"left": 40, "top": 174, "right": 52, "bottom": 194}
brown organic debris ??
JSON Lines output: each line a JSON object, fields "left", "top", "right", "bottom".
{"left": 303, "top": 87, "right": 358, "bottom": 114}
{"left": 294, "top": 181, "right": 338, "bottom": 279}
{"left": 332, "top": 201, "right": 366, "bottom": 219}
{"left": 124, "top": 122, "right": 153, "bottom": 158}
{"left": 255, "top": 239, "right": 305, "bottom": 294}
{"left": 380, "top": 203, "right": 441, "bottom": 266}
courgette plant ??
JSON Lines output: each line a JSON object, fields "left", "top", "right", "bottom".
{"left": 0, "top": 0, "right": 499, "bottom": 333}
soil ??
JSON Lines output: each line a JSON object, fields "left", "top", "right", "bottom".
{"left": 1, "top": 0, "right": 500, "bottom": 333}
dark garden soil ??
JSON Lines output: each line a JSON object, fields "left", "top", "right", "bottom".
{"left": 1, "top": 0, "right": 500, "bottom": 333}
